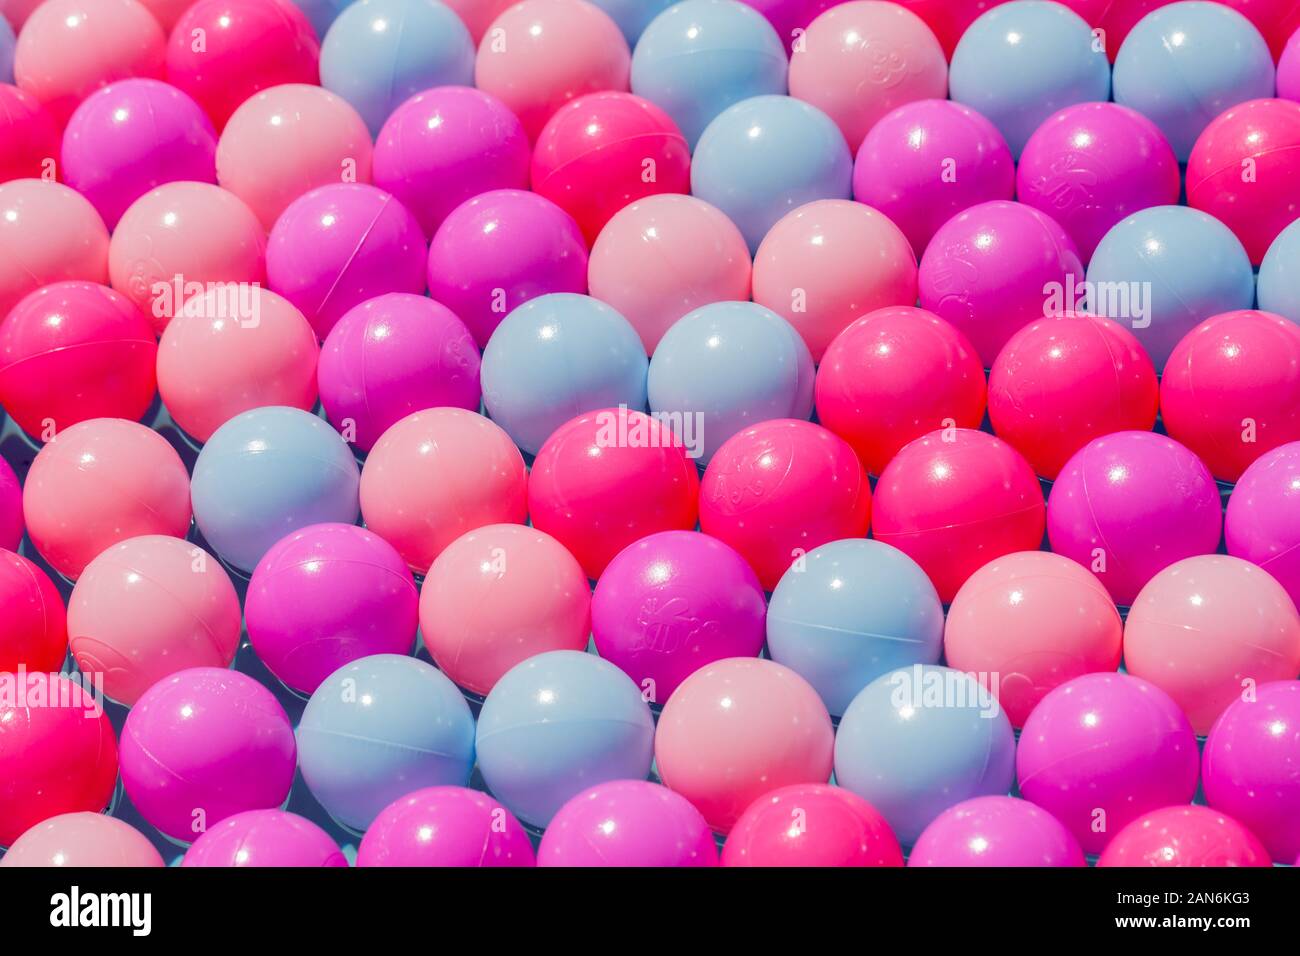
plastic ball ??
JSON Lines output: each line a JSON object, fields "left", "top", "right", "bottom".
{"left": 908, "top": 795, "right": 1086, "bottom": 867}
{"left": 481, "top": 293, "right": 648, "bottom": 457}
{"left": 1227, "top": 442, "right": 1300, "bottom": 609}
{"left": 68, "top": 536, "right": 241, "bottom": 707}
{"left": 0, "top": 84, "right": 58, "bottom": 184}
{"left": 630, "top": 0, "right": 787, "bottom": 150}
{"left": 539, "top": 780, "right": 718, "bottom": 867}
{"left": 356, "top": 786, "right": 535, "bottom": 866}
{"left": 372, "top": 86, "right": 529, "bottom": 239}
{"left": 0, "top": 813, "right": 164, "bottom": 867}
{"left": 690, "top": 95, "right": 853, "bottom": 254}
{"left": 1259, "top": 218, "right": 1300, "bottom": 323}
{"left": 267, "top": 183, "right": 426, "bottom": 340}
{"left": 1047, "top": 431, "right": 1222, "bottom": 607}
{"left": 318, "top": 293, "right": 480, "bottom": 453}
{"left": 647, "top": 301, "right": 814, "bottom": 465}
{"left": 0, "top": 179, "right": 109, "bottom": 321}
{"left": 1017, "top": 102, "right": 1181, "bottom": 262}
{"left": 477, "top": 650, "right": 655, "bottom": 828}
{"left": 592, "top": 530, "right": 766, "bottom": 703}
{"left": 740, "top": 0, "right": 840, "bottom": 53}
{"left": 320, "top": 0, "right": 475, "bottom": 136}
{"left": 752, "top": 199, "right": 918, "bottom": 362}
{"left": 1221, "top": 0, "right": 1300, "bottom": 59}
{"left": 137, "top": 0, "right": 193, "bottom": 30}
{"left": 588, "top": 0, "right": 675, "bottom": 44}
{"left": 1202, "top": 680, "right": 1300, "bottom": 862}
{"left": 531, "top": 91, "right": 691, "bottom": 245}
{"left": 182, "top": 810, "right": 347, "bottom": 867}
{"left": 949, "top": 0, "right": 1110, "bottom": 159}
{"left": 420, "top": 524, "right": 592, "bottom": 696}
{"left": 246, "top": 525, "right": 419, "bottom": 696}
{"left": 1113, "top": 1, "right": 1274, "bottom": 160}
{"left": 13, "top": 0, "right": 165, "bottom": 126}
{"left": 655, "top": 657, "right": 834, "bottom": 834}
{"left": 426, "top": 189, "right": 588, "bottom": 349}
{"left": 1086, "top": 205, "right": 1255, "bottom": 371}
{"left": 360, "top": 408, "right": 528, "bottom": 574}
{"left": 988, "top": 314, "right": 1159, "bottom": 479}
{"left": 1282, "top": 27, "right": 1300, "bottom": 102}
{"left": 1055, "top": 0, "right": 1168, "bottom": 61}
{"left": 158, "top": 285, "right": 320, "bottom": 444}
{"left": 1016, "top": 672, "right": 1199, "bottom": 855}
{"left": 297, "top": 654, "right": 476, "bottom": 832}
{"left": 191, "top": 406, "right": 361, "bottom": 574}
{"left": 872, "top": 429, "right": 1044, "bottom": 603}
{"left": 528, "top": 407, "right": 700, "bottom": 579}
{"left": 22, "top": 418, "right": 191, "bottom": 581}
{"left": 473, "top": 0, "right": 631, "bottom": 143}
{"left": 722, "top": 783, "right": 902, "bottom": 867}
{"left": 889, "top": 0, "right": 1010, "bottom": 58}
{"left": 109, "top": 182, "right": 267, "bottom": 336}
{"left": 0, "top": 550, "right": 67, "bottom": 674}
{"left": 166, "top": 0, "right": 321, "bottom": 131}
{"left": 0, "top": 0, "right": 42, "bottom": 32}
{"left": 917, "top": 200, "right": 1083, "bottom": 368}
{"left": 0, "top": 12, "right": 11, "bottom": 83}
{"left": 1097, "top": 805, "right": 1271, "bottom": 867}
{"left": 216, "top": 84, "right": 373, "bottom": 231}
{"left": 1161, "top": 309, "right": 1300, "bottom": 482}
{"left": 121, "top": 668, "right": 296, "bottom": 843}
{"left": 0, "top": 457, "right": 17, "bottom": 551}
{"left": 290, "top": 0, "right": 354, "bottom": 38}
{"left": 853, "top": 99, "right": 1015, "bottom": 257}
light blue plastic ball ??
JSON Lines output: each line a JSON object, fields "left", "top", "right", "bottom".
{"left": 320, "top": 0, "right": 476, "bottom": 135}
{"left": 591, "top": 0, "right": 675, "bottom": 46}
{"left": 190, "top": 406, "right": 361, "bottom": 573}
{"left": 767, "top": 540, "right": 945, "bottom": 718}
{"left": 834, "top": 665, "right": 1016, "bottom": 845}
{"left": 1085, "top": 205, "right": 1255, "bottom": 372}
{"left": 289, "top": 0, "right": 354, "bottom": 38}
{"left": 297, "top": 654, "right": 476, "bottom": 833}
{"left": 0, "top": 16, "right": 14, "bottom": 85}
{"left": 632, "top": 0, "right": 788, "bottom": 149}
{"left": 481, "top": 293, "right": 649, "bottom": 456}
{"left": 691, "top": 94, "right": 852, "bottom": 254}
{"left": 647, "top": 300, "right": 812, "bottom": 464}
{"left": 1259, "top": 219, "right": 1300, "bottom": 327}
{"left": 1113, "top": 1, "right": 1274, "bottom": 161}
{"left": 949, "top": 0, "right": 1110, "bottom": 159}
{"left": 476, "top": 650, "right": 655, "bottom": 828}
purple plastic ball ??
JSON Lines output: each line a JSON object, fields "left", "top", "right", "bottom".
{"left": 318, "top": 292, "right": 482, "bottom": 452}
{"left": 61, "top": 78, "right": 217, "bottom": 230}
{"left": 267, "top": 183, "right": 427, "bottom": 340}
{"left": 1226, "top": 441, "right": 1300, "bottom": 609}
{"left": 426, "top": 189, "right": 589, "bottom": 350}
{"left": 356, "top": 786, "right": 535, "bottom": 867}
{"left": 181, "top": 810, "right": 348, "bottom": 867}
{"left": 1281, "top": 28, "right": 1300, "bottom": 103}
{"left": 1016, "top": 672, "right": 1199, "bottom": 857}
{"left": 908, "top": 795, "right": 1086, "bottom": 867}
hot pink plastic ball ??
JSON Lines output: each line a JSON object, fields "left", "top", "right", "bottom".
{"left": 138, "top": 0, "right": 192, "bottom": 30}
{"left": 22, "top": 418, "right": 191, "bottom": 581}
{"left": 0, "top": 549, "right": 67, "bottom": 674}
{"left": 815, "top": 306, "right": 987, "bottom": 477}
{"left": 1056, "top": 0, "right": 1170, "bottom": 62}
{"left": 0, "top": 812, "right": 164, "bottom": 867}
{"left": 528, "top": 407, "right": 700, "bottom": 580}
{"left": 182, "top": 810, "right": 347, "bottom": 867}
{"left": 474, "top": 0, "right": 631, "bottom": 143}
{"left": 752, "top": 199, "right": 918, "bottom": 363}
{"left": 0, "top": 179, "right": 109, "bottom": 320}
{"left": 890, "top": 0, "right": 1008, "bottom": 57}
{"left": 1219, "top": 0, "right": 1300, "bottom": 59}
{"left": 1097, "top": 805, "right": 1271, "bottom": 867}
{"left": 445, "top": 0, "right": 518, "bottom": 42}
{"left": 0, "top": 457, "right": 20, "bottom": 552}
{"left": 356, "top": 786, "right": 535, "bottom": 867}
{"left": 158, "top": 285, "right": 319, "bottom": 443}
{"left": 1227, "top": 442, "right": 1300, "bottom": 609}
{"left": 699, "top": 418, "right": 870, "bottom": 591}
{"left": 359, "top": 408, "right": 528, "bottom": 574}
{"left": 0, "top": 281, "right": 157, "bottom": 440}
{"left": 722, "top": 784, "right": 903, "bottom": 867}
{"left": 216, "top": 84, "right": 373, "bottom": 231}
{"left": 1160, "top": 309, "right": 1300, "bottom": 483}
{"left": 0, "top": 0, "right": 45, "bottom": 32}
{"left": 908, "top": 795, "right": 1086, "bottom": 867}
{"left": 0, "top": 84, "right": 59, "bottom": 184}
{"left": 872, "top": 428, "right": 1044, "bottom": 603}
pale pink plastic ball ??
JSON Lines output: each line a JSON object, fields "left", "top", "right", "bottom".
{"left": 0, "top": 179, "right": 109, "bottom": 320}
{"left": 0, "top": 812, "right": 164, "bottom": 867}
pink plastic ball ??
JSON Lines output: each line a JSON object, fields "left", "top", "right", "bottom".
{"left": 1056, "top": 0, "right": 1170, "bottom": 62}
{"left": 988, "top": 314, "right": 1159, "bottom": 479}
{"left": 474, "top": 0, "right": 631, "bottom": 143}
{"left": 0, "top": 281, "right": 157, "bottom": 440}
{"left": 216, "top": 84, "right": 373, "bottom": 231}
{"left": 908, "top": 795, "right": 1086, "bottom": 867}
{"left": 357, "top": 786, "right": 535, "bottom": 867}
{"left": 890, "top": 0, "right": 1008, "bottom": 58}
{"left": 655, "top": 657, "right": 834, "bottom": 834}
{"left": 0, "top": 179, "right": 109, "bottom": 320}
{"left": 699, "top": 418, "right": 870, "bottom": 591}
{"left": 722, "top": 784, "right": 903, "bottom": 867}
{"left": 1227, "top": 442, "right": 1300, "bottom": 608}
{"left": 872, "top": 428, "right": 1044, "bottom": 603}
{"left": 0, "top": 84, "right": 59, "bottom": 184}
{"left": 918, "top": 200, "right": 1084, "bottom": 367}
{"left": 752, "top": 199, "right": 918, "bottom": 363}
{"left": 528, "top": 407, "right": 701, "bottom": 579}
{"left": 1219, "top": 0, "right": 1300, "bottom": 59}
{"left": 0, "top": 0, "right": 45, "bottom": 32}
{"left": 0, "top": 812, "right": 164, "bottom": 867}
{"left": 1281, "top": 28, "right": 1300, "bottom": 102}
{"left": 359, "top": 407, "right": 528, "bottom": 574}
{"left": 13, "top": 0, "right": 165, "bottom": 126}
{"left": 539, "top": 780, "right": 718, "bottom": 867}
{"left": 138, "top": 0, "right": 192, "bottom": 30}
{"left": 22, "top": 418, "right": 191, "bottom": 581}
{"left": 0, "top": 456, "right": 20, "bottom": 551}
{"left": 815, "top": 306, "right": 987, "bottom": 476}
{"left": 1097, "top": 805, "right": 1271, "bottom": 867}
{"left": 1017, "top": 672, "right": 1199, "bottom": 855}
{"left": 1161, "top": 309, "right": 1300, "bottom": 483}
{"left": 445, "top": 0, "right": 518, "bottom": 42}
{"left": 182, "top": 810, "right": 347, "bottom": 867}
{"left": 0, "top": 549, "right": 67, "bottom": 674}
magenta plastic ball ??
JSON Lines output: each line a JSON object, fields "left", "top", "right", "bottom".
{"left": 356, "top": 786, "right": 535, "bottom": 867}
{"left": 1281, "top": 28, "right": 1300, "bottom": 103}
{"left": 538, "top": 780, "right": 718, "bottom": 867}
{"left": 267, "top": 183, "right": 427, "bottom": 340}
{"left": 742, "top": 0, "right": 839, "bottom": 53}
{"left": 1227, "top": 442, "right": 1300, "bottom": 609}
{"left": 182, "top": 810, "right": 348, "bottom": 867}
{"left": 318, "top": 292, "right": 481, "bottom": 452}
{"left": 908, "top": 796, "right": 1086, "bottom": 867}
{"left": 0, "top": 457, "right": 21, "bottom": 552}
